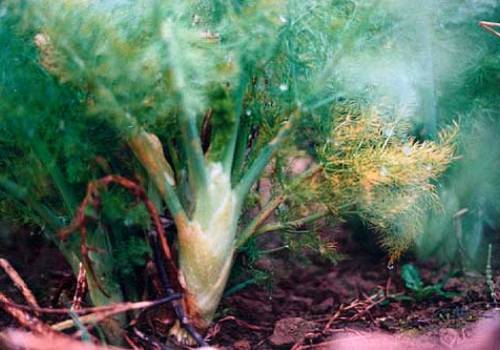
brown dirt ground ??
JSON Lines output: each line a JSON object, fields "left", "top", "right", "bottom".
{"left": 0, "top": 225, "right": 499, "bottom": 349}
{"left": 209, "top": 256, "right": 499, "bottom": 348}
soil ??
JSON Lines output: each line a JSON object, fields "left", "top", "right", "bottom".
{"left": 208, "top": 237, "right": 500, "bottom": 349}
{"left": 0, "top": 224, "right": 499, "bottom": 349}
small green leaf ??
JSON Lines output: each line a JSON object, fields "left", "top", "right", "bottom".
{"left": 401, "top": 263, "right": 423, "bottom": 291}
{"left": 401, "top": 264, "right": 460, "bottom": 301}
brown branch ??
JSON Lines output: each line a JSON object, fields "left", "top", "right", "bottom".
{"left": 323, "top": 290, "right": 386, "bottom": 330}
{"left": 0, "top": 258, "right": 40, "bottom": 315}
{"left": 0, "top": 294, "right": 181, "bottom": 316}
{"left": 479, "top": 21, "right": 500, "bottom": 38}
{"left": 348, "top": 296, "right": 386, "bottom": 322}
{"left": 51, "top": 294, "right": 181, "bottom": 331}
{"left": 0, "top": 291, "right": 56, "bottom": 335}
{"left": 71, "top": 262, "right": 87, "bottom": 310}
{"left": 323, "top": 305, "right": 345, "bottom": 331}
{"left": 58, "top": 175, "right": 181, "bottom": 293}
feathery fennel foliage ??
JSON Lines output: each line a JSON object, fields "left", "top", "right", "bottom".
{"left": 0, "top": 0, "right": 461, "bottom": 343}
{"left": 316, "top": 107, "right": 456, "bottom": 260}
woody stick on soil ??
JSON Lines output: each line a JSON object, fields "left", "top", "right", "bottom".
{"left": 0, "top": 258, "right": 40, "bottom": 314}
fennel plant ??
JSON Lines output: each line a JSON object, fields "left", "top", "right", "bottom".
{"left": 0, "top": 0, "right": 456, "bottom": 343}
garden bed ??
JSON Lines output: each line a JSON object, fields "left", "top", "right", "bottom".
{"left": 0, "top": 225, "right": 497, "bottom": 349}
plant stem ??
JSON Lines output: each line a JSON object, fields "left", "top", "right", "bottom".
{"left": 236, "top": 109, "right": 301, "bottom": 201}
{"left": 161, "top": 22, "right": 209, "bottom": 196}
{"left": 128, "top": 130, "right": 187, "bottom": 224}
{"left": 178, "top": 111, "right": 208, "bottom": 195}
{"left": 90, "top": 85, "right": 188, "bottom": 222}
{"left": 253, "top": 211, "right": 327, "bottom": 237}
{"left": 166, "top": 138, "right": 182, "bottom": 180}
{"left": 222, "top": 72, "right": 250, "bottom": 173}
{"left": 236, "top": 164, "right": 323, "bottom": 247}
{"left": 236, "top": 195, "right": 285, "bottom": 248}
{"left": 231, "top": 115, "right": 253, "bottom": 185}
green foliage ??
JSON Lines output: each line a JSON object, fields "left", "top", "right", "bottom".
{"left": 114, "top": 236, "right": 151, "bottom": 282}
{"left": 287, "top": 105, "right": 456, "bottom": 260}
{"left": 415, "top": 5, "right": 500, "bottom": 264}
{"left": 419, "top": 112, "right": 500, "bottom": 264}
{"left": 401, "top": 264, "right": 458, "bottom": 301}
{"left": 100, "top": 190, "right": 151, "bottom": 229}
{"left": 0, "top": 0, "right": 474, "bottom": 335}
{"left": 284, "top": 230, "right": 342, "bottom": 264}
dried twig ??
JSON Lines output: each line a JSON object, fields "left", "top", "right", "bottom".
{"left": 0, "top": 294, "right": 178, "bottom": 317}
{"left": 0, "top": 258, "right": 40, "bottom": 314}
{"left": 348, "top": 295, "right": 385, "bottom": 322}
{"left": 205, "top": 315, "right": 271, "bottom": 343}
{"left": 323, "top": 290, "right": 386, "bottom": 330}
{"left": 324, "top": 305, "right": 345, "bottom": 331}
{"left": 0, "top": 291, "right": 56, "bottom": 335}
{"left": 0, "top": 293, "right": 181, "bottom": 334}
{"left": 385, "top": 276, "right": 392, "bottom": 296}
{"left": 50, "top": 272, "right": 74, "bottom": 307}
{"left": 51, "top": 294, "right": 182, "bottom": 331}
{"left": 71, "top": 262, "right": 87, "bottom": 310}
{"left": 479, "top": 21, "right": 500, "bottom": 38}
